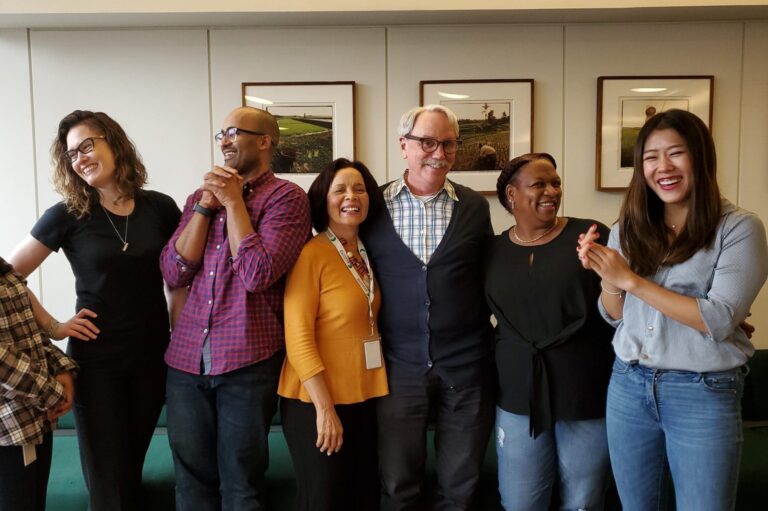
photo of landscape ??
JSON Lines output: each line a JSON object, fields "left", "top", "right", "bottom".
{"left": 442, "top": 100, "right": 512, "bottom": 171}
{"left": 619, "top": 98, "right": 689, "bottom": 167}
{"left": 267, "top": 104, "right": 334, "bottom": 173}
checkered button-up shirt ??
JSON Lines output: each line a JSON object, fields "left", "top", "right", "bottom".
{"left": 383, "top": 173, "right": 458, "bottom": 263}
{"left": 160, "top": 170, "right": 311, "bottom": 375}
{"left": 0, "top": 258, "right": 77, "bottom": 446}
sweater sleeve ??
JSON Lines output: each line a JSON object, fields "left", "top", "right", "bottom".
{"left": 283, "top": 242, "right": 326, "bottom": 382}
{"left": 698, "top": 211, "right": 768, "bottom": 341}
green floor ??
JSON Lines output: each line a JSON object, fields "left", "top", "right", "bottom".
{"left": 47, "top": 432, "right": 299, "bottom": 510}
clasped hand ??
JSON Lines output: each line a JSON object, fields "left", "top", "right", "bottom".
{"left": 577, "top": 224, "right": 636, "bottom": 292}
{"left": 201, "top": 166, "right": 244, "bottom": 209}
{"left": 46, "top": 371, "right": 74, "bottom": 421}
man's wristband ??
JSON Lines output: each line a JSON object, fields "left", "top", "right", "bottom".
{"left": 193, "top": 202, "right": 214, "bottom": 218}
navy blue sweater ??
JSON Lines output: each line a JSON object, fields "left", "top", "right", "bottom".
{"left": 362, "top": 181, "right": 494, "bottom": 389}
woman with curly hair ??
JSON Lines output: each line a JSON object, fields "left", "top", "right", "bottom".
{"left": 9, "top": 110, "right": 182, "bottom": 510}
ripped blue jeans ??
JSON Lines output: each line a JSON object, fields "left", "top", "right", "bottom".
{"left": 495, "top": 407, "right": 610, "bottom": 511}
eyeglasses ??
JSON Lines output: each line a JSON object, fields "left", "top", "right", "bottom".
{"left": 403, "top": 134, "right": 462, "bottom": 154}
{"left": 65, "top": 136, "right": 106, "bottom": 162}
{"left": 214, "top": 126, "right": 267, "bottom": 143}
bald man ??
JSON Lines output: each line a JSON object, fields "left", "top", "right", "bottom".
{"left": 160, "top": 107, "right": 311, "bottom": 510}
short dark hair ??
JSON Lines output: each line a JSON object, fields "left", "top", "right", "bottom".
{"left": 496, "top": 152, "right": 557, "bottom": 210}
{"left": 307, "top": 158, "right": 384, "bottom": 233}
{"left": 620, "top": 108, "right": 721, "bottom": 275}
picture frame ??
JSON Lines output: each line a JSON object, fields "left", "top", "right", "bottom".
{"left": 242, "top": 81, "right": 356, "bottom": 189}
{"left": 420, "top": 79, "right": 534, "bottom": 193}
{"left": 596, "top": 75, "right": 714, "bottom": 191}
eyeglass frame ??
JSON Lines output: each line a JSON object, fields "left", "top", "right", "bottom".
{"left": 402, "top": 133, "right": 462, "bottom": 154}
{"left": 214, "top": 126, "right": 272, "bottom": 145}
{"left": 65, "top": 136, "right": 107, "bottom": 163}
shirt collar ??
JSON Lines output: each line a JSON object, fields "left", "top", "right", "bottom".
{"left": 385, "top": 170, "right": 459, "bottom": 202}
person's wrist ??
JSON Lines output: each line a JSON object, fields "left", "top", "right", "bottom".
{"left": 45, "top": 319, "right": 60, "bottom": 339}
{"left": 193, "top": 202, "right": 215, "bottom": 218}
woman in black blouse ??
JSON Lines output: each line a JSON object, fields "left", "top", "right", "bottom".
{"left": 485, "top": 153, "right": 615, "bottom": 510}
{"left": 9, "top": 110, "right": 182, "bottom": 511}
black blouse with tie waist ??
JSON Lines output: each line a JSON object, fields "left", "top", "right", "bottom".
{"left": 484, "top": 217, "right": 615, "bottom": 437}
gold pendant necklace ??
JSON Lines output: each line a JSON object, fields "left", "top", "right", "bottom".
{"left": 512, "top": 217, "right": 559, "bottom": 244}
{"left": 101, "top": 204, "right": 129, "bottom": 252}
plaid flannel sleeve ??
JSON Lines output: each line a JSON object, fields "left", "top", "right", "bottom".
{"left": 42, "top": 340, "right": 78, "bottom": 377}
{"left": 0, "top": 344, "right": 65, "bottom": 411}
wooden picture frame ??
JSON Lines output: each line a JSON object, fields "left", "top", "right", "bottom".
{"left": 596, "top": 75, "right": 713, "bottom": 191}
{"left": 242, "top": 81, "right": 356, "bottom": 190}
{"left": 420, "top": 79, "right": 534, "bottom": 193}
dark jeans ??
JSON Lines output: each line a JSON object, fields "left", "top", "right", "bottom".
{"left": 166, "top": 351, "right": 283, "bottom": 511}
{"left": 73, "top": 355, "right": 167, "bottom": 511}
{"left": 0, "top": 432, "right": 52, "bottom": 511}
{"left": 377, "top": 366, "right": 494, "bottom": 511}
{"left": 281, "top": 398, "right": 379, "bottom": 511}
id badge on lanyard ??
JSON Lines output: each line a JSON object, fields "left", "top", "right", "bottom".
{"left": 325, "top": 229, "right": 383, "bottom": 370}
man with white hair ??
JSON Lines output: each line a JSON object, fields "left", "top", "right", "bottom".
{"left": 362, "top": 105, "right": 495, "bottom": 510}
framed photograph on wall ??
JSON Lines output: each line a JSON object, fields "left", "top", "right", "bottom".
{"left": 596, "top": 75, "right": 713, "bottom": 190}
{"left": 420, "top": 79, "right": 533, "bottom": 193}
{"left": 242, "top": 81, "right": 355, "bottom": 189}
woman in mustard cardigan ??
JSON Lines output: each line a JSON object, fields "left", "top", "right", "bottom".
{"left": 278, "top": 158, "right": 387, "bottom": 511}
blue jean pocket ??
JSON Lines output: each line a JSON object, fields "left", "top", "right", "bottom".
{"left": 612, "top": 357, "right": 633, "bottom": 375}
{"left": 702, "top": 367, "right": 744, "bottom": 394}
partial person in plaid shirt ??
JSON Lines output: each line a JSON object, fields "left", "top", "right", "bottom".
{"left": 362, "top": 105, "right": 495, "bottom": 510}
{"left": 161, "top": 107, "right": 311, "bottom": 511}
{"left": 0, "top": 256, "right": 90, "bottom": 511}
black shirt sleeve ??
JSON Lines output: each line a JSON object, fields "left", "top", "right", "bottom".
{"left": 30, "top": 203, "right": 75, "bottom": 253}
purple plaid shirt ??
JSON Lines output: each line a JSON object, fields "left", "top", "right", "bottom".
{"left": 160, "top": 170, "right": 310, "bottom": 375}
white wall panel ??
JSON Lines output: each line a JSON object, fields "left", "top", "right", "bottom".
{"left": 0, "top": 30, "right": 38, "bottom": 290}
{"left": 740, "top": 22, "right": 768, "bottom": 348}
{"left": 209, "top": 27, "right": 387, "bottom": 187}
{"left": 28, "top": 28, "right": 210, "bottom": 326}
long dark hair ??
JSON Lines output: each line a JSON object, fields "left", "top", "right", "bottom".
{"left": 51, "top": 110, "right": 147, "bottom": 218}
{"left": 307, "top": 158, "right": 384, "bottom": 233}
{"left": 619, "top": 109, "right": 721, "bottom": 276}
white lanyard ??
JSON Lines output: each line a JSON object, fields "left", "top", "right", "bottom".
{"left": 325, "top": 229, "right": 376, "bottom": 336}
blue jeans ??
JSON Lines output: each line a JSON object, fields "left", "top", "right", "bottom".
{"left": 166, "top": 352, "right": 282, "bottom": 511}
{"left": 606, "top": 358, "right": 745, "bottom": 511}
{"left": 495, "top": 408, "right": 610, "bottom": 511}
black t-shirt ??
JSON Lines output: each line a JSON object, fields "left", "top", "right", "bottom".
{"left": 31, "top": 190, "right": 181, "bottom": 363}
{"left": 484, "top": 217, "right": 615, "bottom": 430}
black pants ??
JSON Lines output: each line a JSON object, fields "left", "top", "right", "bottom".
{"left": 281, "top": 398, "right": 380, "bottom": 511}
{"left": 73, "top": 354, "right": 167, "bottom": 511}
{"left": 377, "top": 367, "right": 494, "bottom": 511}
{"left": 0, "top": 432, "right": 52, "bottom": 511}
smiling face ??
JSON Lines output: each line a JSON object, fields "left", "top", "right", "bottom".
{"left": 642, "top": 128, "right": 694, "bottom": 207}
{"left": 66, "top": 123, "right": 117, "bottom": 191}
{"left": 400, "top": 111, "right": 457, "bottom": 195}
{"left": 218, "top": 108, "right": 275, "bottom": 177}
{"left": 506, "top": 158, "right": 562, "bottom": 228}
{"left": 326, "top": 167, "right": 369, "bottom": 235}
